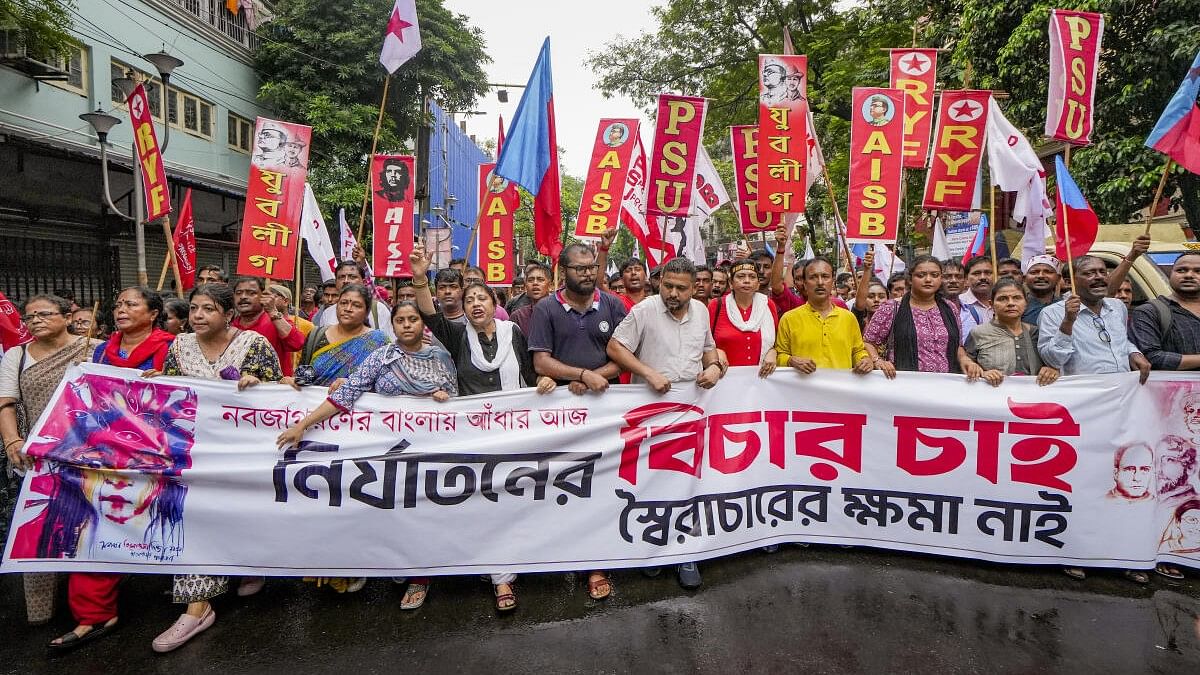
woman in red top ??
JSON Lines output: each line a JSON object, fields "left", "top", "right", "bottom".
{"left": 708, "top": 259, "right": 778, "bottom": 376}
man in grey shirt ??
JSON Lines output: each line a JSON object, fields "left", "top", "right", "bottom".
{"left": 607, "top": 257, "right": 724, "bottom": 589}
{"left": 1037, "top": 254, "right": 1151, "bottom": 584}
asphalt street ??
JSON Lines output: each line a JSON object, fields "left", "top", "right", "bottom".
{"left": 2, "top": 546, "right": 1198, "bottom": 674}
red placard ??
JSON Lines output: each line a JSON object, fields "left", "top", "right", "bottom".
{"left": 646, "top": 94, "right": 707, "bottom": 217}
{"left": 1045, "top": 9, "right": 1104, "bottom": 145}
{"left": 889, "top": 49, "right": 939, "bottom": 169}
{"left": 476, "top": 163, "right": 518, "bottom": 284}
{"left": 730, "top": 125, "right": 785, "bottom": 234}
{"left": 845, "top": 88, "right": 907, "bottom": 243}
{"left": 575, "top": 118, "right": 639, "bottom": 238}
{"left": 921, "top": 91, "right": 990, "bottom": 212}
{"left": 0, "top": 291, "right": 32, "bottom": 351}
{"left": 126, "top": 83, "right": 170, "bottom": 221}
{"left": 756, "top": 54, "right": 808, "bottom": 213}
{"left": 236, "top": 117, "right": 311, "bottom": 280}
{"left": 173, "top": 189, "right": 196, "bottom": 291}
{"left": 370, "top": 154, "right": 416, "bottom": 278}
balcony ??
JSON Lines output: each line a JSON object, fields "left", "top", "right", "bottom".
{"left": 159, "top": 0, "right": 263, "bottom": 52}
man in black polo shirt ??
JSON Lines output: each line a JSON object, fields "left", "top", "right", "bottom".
{"left": 527, "top": 242, "right": 625, "bottom": 601}
{"left": 529, "top": 243, "right": 627, "bottom": 393}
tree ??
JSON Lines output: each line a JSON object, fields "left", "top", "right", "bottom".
{"left": 0, "top": 0, "right": 74, "bottom": 58}
{"left": 255, "top": 0, "right": 489, "bottom": 210}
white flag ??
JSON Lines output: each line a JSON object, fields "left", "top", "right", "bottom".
{"left": 619, "top": 137, "right": 665, "bottom": 267}
{"left": 931, "top": 214, "right": 951, "bottom": 260}
{"left": 873, "top": 243, "right": 905, "bottom": 280}
{"left": 805, "top": 107, "right": 825, "bottom": 194}
{"left": 299, "top": 184, "right": 337, "bottom": 282}
{"left": 660, "top": 214, "right": 707, "bottom": 264}
{"left": 692, "top": 145, "right": 730, "bottom": 216}
{"left": 379, "top": 0, "right": 421, "bottom": 74}
{"left": 338, "top": 209, "right": 375, "bottom": 286}
{"left": 659, "top": 144, "right": 729, "bottom": 264}
{"left": 986, "top": 97, "right": 1052, "bottom": 264}
{"left": 802, "top": 236, "right": 815, "bottom": 261}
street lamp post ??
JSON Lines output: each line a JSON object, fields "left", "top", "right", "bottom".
{"left": 80, "top": 51, "right": 183, "bottom": 287}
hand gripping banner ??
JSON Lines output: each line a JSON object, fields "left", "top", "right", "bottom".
{"left": 4, "top": 364, "right": 1199, "bottom": 577}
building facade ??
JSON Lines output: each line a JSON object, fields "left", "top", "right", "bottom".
{"left": 0, "top": 0, "right": 266, "bottom": 305}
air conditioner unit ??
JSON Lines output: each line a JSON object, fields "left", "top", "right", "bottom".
{"left": 0, "top": 27, "right": 69, "bottom": 80}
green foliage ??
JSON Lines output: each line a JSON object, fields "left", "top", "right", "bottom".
{"left": 589, "top": 0, "right": 1200, "bottom": 244}
{"left": 255, "top": 0, "right": 489, "bottom": 211}
{"left": 0, "top": 0, "right": 75, "bottom": 59}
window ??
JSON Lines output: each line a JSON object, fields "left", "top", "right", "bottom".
{"left": 110, "top": 60, "right": 163, "bottom": 120}
{"left": 228, "top": 113, "right": 253, "bottom": 153}
{"left": 48, "top": 44, "right": 88, "bottom": 95}
{"left": 109, "top": 58, "right": 214, "bottom": 140}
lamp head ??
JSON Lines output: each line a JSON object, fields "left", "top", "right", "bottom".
{"left": 112, "top": 75, "right": 139, "bottom": 100}
{"left": 79, "top": 107, "right": 121, "bottom": 144}
{"left": 497, "top": 89, "right": 508, "bottom": 103}
{"left": 144, "top": 51, "right": 184, "bottom": 82}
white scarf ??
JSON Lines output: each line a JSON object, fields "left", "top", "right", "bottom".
{"left": 466, "top": 319, "right": 521, "bottom": 390}
{"left": 724, "top": 293, "right": 775, "bottom": 359}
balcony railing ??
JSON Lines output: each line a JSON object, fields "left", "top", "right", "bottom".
{"left": 162, "top": 0, "right": 261, "bottom": 51}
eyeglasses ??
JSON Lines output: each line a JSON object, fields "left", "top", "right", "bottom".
{"left": 564, "top": 264, "right": 599, "bottom": 273}
{"left": 21, "top": 310, "right": 62, "bottom": 322}
{"left": 1091, "top": 316, "right": 1111, "bottom": 343}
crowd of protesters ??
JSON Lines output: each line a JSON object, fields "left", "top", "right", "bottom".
{"left": 2, "top": 224, "right": 1198, "bottom": 654}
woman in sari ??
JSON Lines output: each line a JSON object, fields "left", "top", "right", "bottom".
{"left": 36, "top": 286, "right": 174, "bottom": 652}
{"left": 144, "top": 283, "right": 280, "bottom": 653}
{"left": 283, "top": 283, "right": 386, "bottom": 595}
{"left": 277, "top": 301, "right": 456, "bottom": 611}
{"left": 410, "top": 246, "right": 555, "bottom": 611}
{"left": 708, "top": 259, "right": 778, "bottom": 377}
{"left": 863, "top": 256, "right": 976, "bottom": 378}
{"left": 1, "top": 294, "right": 100, "bottom": 627}
{"left": 286, "top": 284, "right": 387, "bottom": 392}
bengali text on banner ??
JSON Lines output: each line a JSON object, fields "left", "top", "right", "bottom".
{"left": 646, "top": 94, "right": 707, "bottom": 218}
{"left": 235, "top": 118, "right": 312, "bottom": 280}
{"left": 575, "top": 119, "right": 639, "bottom": 238}
{"left": 4, "top": 365, "right": 1199, "bottom": 577}
{"left": 845, "top": 87, "right": 907, "bottom": 243}
{"left": 922, "top": 91, "right": 990, "bottom": 212}
{"left": 370, "top": 154, "right": 417, "bottom": 278}
{"left": 757, "top": 54, "right": 808, "bottom": 214}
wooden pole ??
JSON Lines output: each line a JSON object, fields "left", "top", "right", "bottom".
{"left": 85, "top": 301, "right": 99, "bottom": 341}
{"left": 988, "top": 183, "right": 999, "bottom": 275}
{"left": 820, "top": 165, "right": 860, "bottom": 296}
{"left": 156, "top": 216, "right": 183, "bottom": 294}
{"left": 464, "top": 221, "right": 481, "bottom": 266}
{"left": 294, "top": 238, "right": 303, "bottom": 314}
{"left": 1061, "top": 146, "right": 1077, "bottom": 294}
{"left": 356, "top": 74, "right": 392, "bottom": 242}
{"left": 1144, "top": 159, "right": 1173, "bottom": 236}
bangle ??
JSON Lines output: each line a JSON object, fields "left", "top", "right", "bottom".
{"left": 598, "top": 246, "right": 610, "bottom": 253}
{"left": 5, "top": 438, "right": 23, "bottom": 449}
{"left": 578, "top": 368, "right": 587, "bottom": 381}
{"left": 411, "top": 279, "right": 429, "bottom": 288}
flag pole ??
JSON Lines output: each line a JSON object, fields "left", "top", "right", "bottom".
{"left": 820, "top": 164, "right": 860, "bottom": 296}
{"left": 1060, "top": 146, "right": 1077, "bottom": 294}
{"left": 294, "top": 236, "right": 303, "bottom": 312}
{"left": 1144, "top": 159, "right": 1173, "bottom": 236}
{"left": 156, "top": 216, "right": 182, "bottom": 294}
{"left": 356, "top": 74, "right": 393, "bottom": 242}
{"left": 988, "top": 183, "right": 999, "bottom": 274}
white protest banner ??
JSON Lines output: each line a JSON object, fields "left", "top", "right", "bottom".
{"left": 4, "top": 364, "right": 1199, "bottom": 576}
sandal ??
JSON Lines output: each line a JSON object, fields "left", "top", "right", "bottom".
{"left": 1154, "top": 564, "right": 1185, "bottom": 580}
{"left": 1123, "top": 569, "right": 1150, "bottom": 585}
{"left": 400, "top": 582, "right": 429, "bottom": 610}
{"left": 47, "top": 618, "right": 119, "bottom": 654}
{"left": 1062, "top": 567, "right": 1087, "bottom": 580}
{"left": 587, "top": 572, "right": 612, "bottom": 600}
{"left": 494, "top": 583, "right": 517, "bottom": 612}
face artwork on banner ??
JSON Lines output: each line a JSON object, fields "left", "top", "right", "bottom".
{"left": 575, "top": 118, "right": 639, "bottom": 238}
{"left": 236, "top": 117, "right": 312, "bottom": 280}
{"left": 922, "top": 91, "right": 990, "bottom": 212}
{"left": 1046, "top": 10, "right": 1104, "bottom": 145}
{"left": 477, "top": 162, "right": 518, "bottom": 284}
{"left": 757, "top": 54, "right": 808, "bottom": 214}
{"left": 370, "top": 154, "right": 417, "bottom": 278}
{"left": 845, "top": 88, "right": 906, "bottom": 243}
{"left": 646, "top": 94, "right": 708, "bottom": 218}
{"left": 7, "top": 373, "right": 196, "bottom": 561}
{"left": 6, "top": 364, "right": 1200, "bottom": 577}
{"left": 889, "top": 48, "right": 939, "bottom": 169}
{"left": 731, "top": 125, "right": 785, "bottom": 235}
{"left": 126, "top": 83, "right": 171, "bottom": 221}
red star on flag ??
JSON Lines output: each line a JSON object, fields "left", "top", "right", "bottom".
{"left": 387, "top": 8, "right": 412, "bottom": 41}
{"left": 951, "top": 100, "right": 980, "bottom": 120}
{"left": 902, "top": 53, "right": 928, "bottom": 73}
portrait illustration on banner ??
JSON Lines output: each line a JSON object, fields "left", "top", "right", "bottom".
{"left": 1149, "top": 382, "right": 1200, "bottom": 553}
{"left": 376, "top": 156, "right": 412, "bottom": 202}
{"left": 862, "top": 94, "right": 896, "bottom": 127}
{"left": 759, "top": 57, "right": 805, "bottom": 106}
{"left": 603, "top": 122, "right": 630, "bottom": 148}
{"left": 8, "top": 374, "right": 197, "bottom": 562}
{"left": 486, "top": 170, "right": 510, "bottom": 194}
{"left": 252, "top": 121, "right": 307, "bottom": 171}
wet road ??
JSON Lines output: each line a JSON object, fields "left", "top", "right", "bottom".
{"left": 2, "top": 546, "right": 1198, "bottom": 674}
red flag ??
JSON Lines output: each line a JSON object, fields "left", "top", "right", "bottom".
{"left": 497, "top": 115, "right": 506, "bottom": 156}
{"left": 173, "top": 189, "right": 197, "bottom": 291}
{"left": 0, "top": 291, "right": 32, "bottom": 351}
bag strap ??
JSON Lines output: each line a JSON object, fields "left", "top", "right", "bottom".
{"left": 1149, "top": 296, "right": 1174, "bottom": 339}
{"left": 300, "top": 326, "right": 329, "bottom": 367}
{"left": 711, "top": 295, "right": 724, "bottom": 334}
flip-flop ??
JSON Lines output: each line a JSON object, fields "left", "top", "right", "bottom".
{"left": 400, "top": 582, "right": 428, "bottom": 610}
{"left": 1154, "top": 564, "right": 1185, "bottom": 580}
{"left": 47, "top": 619, "right": 119, "bottom": 654}
{"left": 1123, "top": 569, "right": 1150, "bottom": 585}
{"left": 1062, "top": 567, "right": 1087, "bottom": 580}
